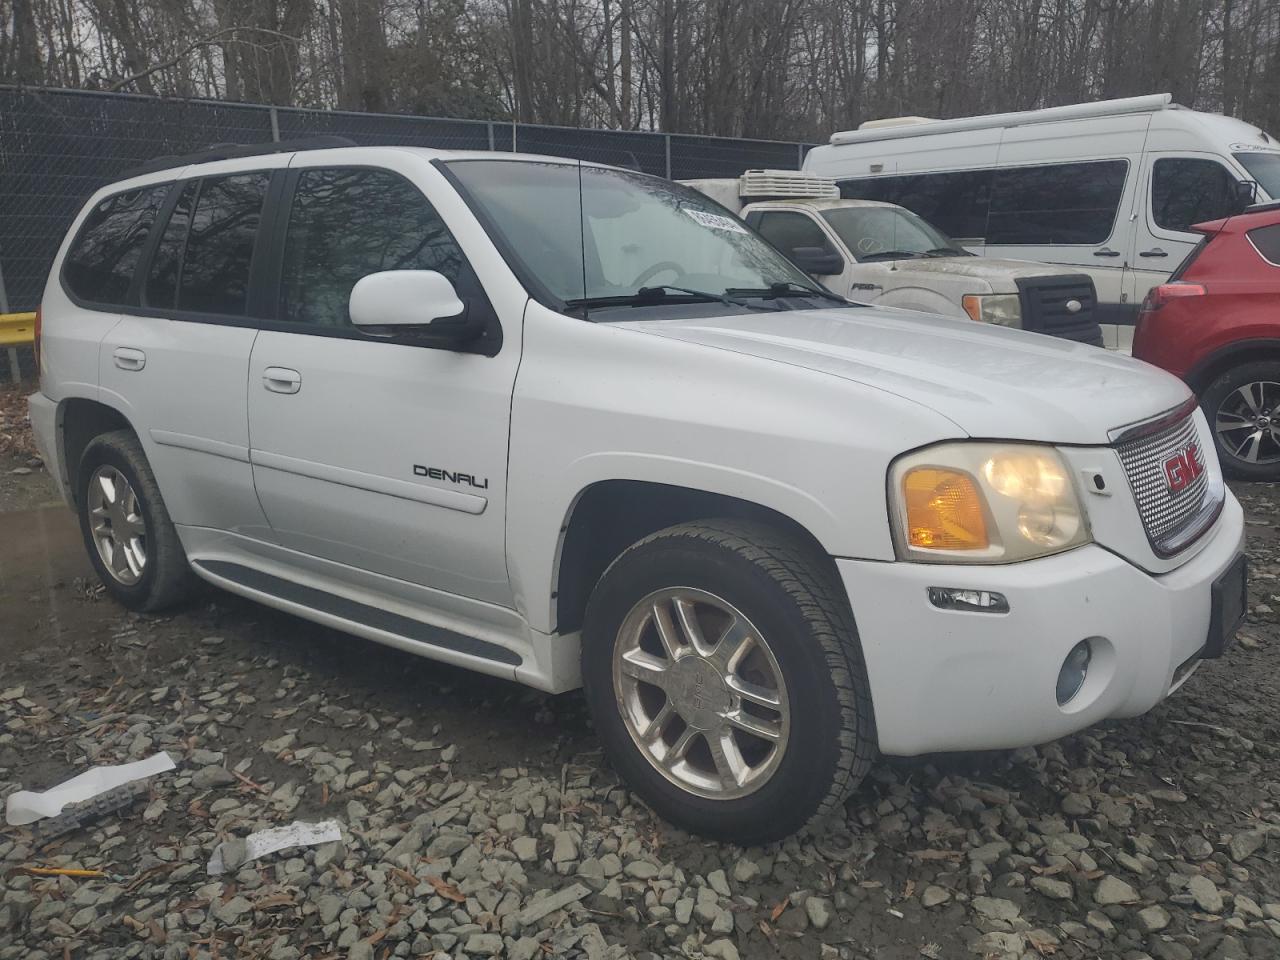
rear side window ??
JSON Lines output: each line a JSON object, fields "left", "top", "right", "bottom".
{"left": 839, "top": 170, "right": 992, "bottom": 241}
{"left": 176, "top": 173, "right": 270, "bottom": 315}
{"left": 1249, "top": 224, "right": 1280, "bottom": 266}
{"left": 63, "top": 184, "right": 170, "bottom": 305}
{"left": 987, "top": 160, "right": 1128, "bottom": 245}
{"left": 753, "top": 211, "right": 836, "bottom": 256}
{"left": 278, "top": 167, "right": 466, "bottom": 328}
{"left": 1152, "top": 158, "right": 1237, "bottom": 233}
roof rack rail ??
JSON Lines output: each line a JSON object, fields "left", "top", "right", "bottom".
{"left": 120, "top": 136, "right": 359, "bottom": 177}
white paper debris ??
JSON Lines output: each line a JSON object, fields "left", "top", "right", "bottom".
{"left": 207, "top": 819, "right": 343, "bottom": 875}
{"left": 5, "top": 752, "right": 176, "bottom": 826}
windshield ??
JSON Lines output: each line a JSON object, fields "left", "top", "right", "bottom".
{"left": 445, "top": 159, "right": 821, "bottom": 307}
{"left": 1234, "top": 151, "right": 1280, "bottom": 201}
{"left": 820, "top": 206, "right": 966, "bottom": 260}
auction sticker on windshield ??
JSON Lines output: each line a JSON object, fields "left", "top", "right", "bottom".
{"left": 683, "top": 208, "right": 750, "bottom": 234}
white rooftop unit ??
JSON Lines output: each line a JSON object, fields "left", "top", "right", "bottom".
{"left": 737, "top": 169, "right": 839, "bottom": 199}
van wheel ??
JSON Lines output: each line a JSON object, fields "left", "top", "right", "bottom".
{"left": 76, "top": 430, "right": 196, "bottom": 611}
{"left": 1203, "top": 361, "right": 1280, "bottom": 481}
{"left": 581, "top": 519, "right": 875, "bottom": 843}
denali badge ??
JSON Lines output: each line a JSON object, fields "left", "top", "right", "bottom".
{"left": 1163, "top": 443, "right": 1204, "bottom": 494}
{"left": 414, "top": 465, "right": 489, "bottom": 489}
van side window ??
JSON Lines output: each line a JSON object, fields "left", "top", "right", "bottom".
{"left": 279, "top": 168, "right": 465, "bottom": 328}
{"left": 1152, "top": 158, "right": 1237, "bottom": 233}
{"left": 63, "top": 184, "right": 170, "bottom": 305}
{"left": 1249, "top": 224, "right": 1280, "bottom": 266}
{"left": 754, "top": 211, "right": 836, "bottom": 257}
{"left": 987, "top": 161, "right": 1127, "bottom": 245}
{"left": 838, "top": 171, "right": 992, "bottom": 241}
{"left": 177, "top": 173, "right": 270, "bottom": 315}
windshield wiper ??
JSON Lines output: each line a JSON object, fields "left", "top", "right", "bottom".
{"left": 564, "top": 285, "right": 778, "bottom": 311}
{"left": 726, "top": 281, "right": 850, "bottom": 304}
{"left": 859, "top": 250, "right": 929, "bottom": 262}
{"left": 924, "top": 247, "right": 973, "bottom": 257}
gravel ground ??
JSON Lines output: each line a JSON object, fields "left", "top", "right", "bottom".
{"left": 1, "top": 428, "right": 1279, "bottom": 959}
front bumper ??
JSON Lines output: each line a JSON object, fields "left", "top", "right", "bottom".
{"left": 838, "top": 491, "right": 1245, "bottom": 756}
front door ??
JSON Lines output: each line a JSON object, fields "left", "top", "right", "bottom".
{"left": 1125, "top": 154, "right": 1243, "bottom": 350}
{"left": 246, "top": 161, "right": 519, "bottom": 606}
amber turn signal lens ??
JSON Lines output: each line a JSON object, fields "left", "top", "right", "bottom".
{"left": 903, "top": 467, "right": 989, "bottom": 550}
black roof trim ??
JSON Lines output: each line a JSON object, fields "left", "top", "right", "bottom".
{"left": 119, "top": 136, "right": 359, "bottom": 178}
{"left": 1245, "top": 199, "right": 1280, "bottom": 216}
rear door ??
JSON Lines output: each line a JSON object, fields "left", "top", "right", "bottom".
{"left": 98, "top": 161, "right": 282, "bottom": 537}
{"left": 245, "top": 155, "right": 520, "bottom": 606}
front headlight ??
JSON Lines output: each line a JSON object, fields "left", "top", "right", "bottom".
{"left": 890, "top": 442, "right": 1091, "bottom": 563}
{"left": 961, "top": 293, "right": 1021, "bottom": 327}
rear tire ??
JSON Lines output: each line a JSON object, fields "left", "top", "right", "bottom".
{"left": 76, "top": 430, "right": 196, "bottom": 612}
{"left": 580, "top": 519, "right": 875, "bottom": 843}
{"left": 1202, "top": 361, "right": 1280, "bottom": 481}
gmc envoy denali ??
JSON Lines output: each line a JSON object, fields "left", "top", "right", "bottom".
{"left": 29, "top": 141, "right": 1247, "bottom": 842}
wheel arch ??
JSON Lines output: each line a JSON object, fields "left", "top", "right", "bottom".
{"left": 1186, "top": 338, "right": 1280, "bottom": 393}
{"left": 57, "top": 397, "right": 138, "bottom": 503}
{"left": 552, "top": 479, "right": 838, "bottom": 635}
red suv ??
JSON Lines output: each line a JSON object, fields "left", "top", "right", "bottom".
{"left": 1133, "top": 200, "right": 1280, "bottom": 481}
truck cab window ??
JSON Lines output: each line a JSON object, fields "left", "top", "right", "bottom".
{"left": 754, "top": 211, "right": 836, "bottom": 257}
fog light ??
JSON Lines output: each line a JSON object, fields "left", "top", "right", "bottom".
{"left": 1056, "top": 639, "right": 1092, "bottom": 705}
{"left": 927, "top": 587, "right": 1009, "bottom": 613}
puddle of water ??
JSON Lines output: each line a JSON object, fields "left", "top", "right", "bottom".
{"left": 0, "top": 506, "right": 94, "bottom": 652}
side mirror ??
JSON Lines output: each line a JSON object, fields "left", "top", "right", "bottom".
{"left": 1233, "top": 179, "right": 1259, "bottom": 213}
{"left": 349, "top": 270, "right": 478, "bottom": 342}
{"left": 790, "top": 246, "right": 845, "bottom": 276}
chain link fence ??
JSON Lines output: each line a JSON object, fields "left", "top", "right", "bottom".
{"left": 0, "top": 85, "right": 813, "bottom": 315}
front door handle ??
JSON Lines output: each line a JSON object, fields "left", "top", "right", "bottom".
{"left": 1093, "top": 247, "right": 1121, "bottom": 258}
{"left": 1139, "top": 247, "right": 1169, "bottom": 258}
{"left": 112, "top": 347, "right": 146, "bottom": 371}
{"left": 262, "top": 367, "right": 301, "bottom": 395}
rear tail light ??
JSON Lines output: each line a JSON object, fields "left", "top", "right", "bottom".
{"left": 33, "top": 306, "right": 42, "bottom": 375}
{"left": 1142, "top": 282, "right": 1206, "bottom": 311}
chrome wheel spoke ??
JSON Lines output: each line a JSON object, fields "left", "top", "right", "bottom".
{"left": 618, "top": 649, "right": 671, "bottom": 691}
{"left": 1236, "top": 429, "right": 1264, "bottom": 462}
{"left": 651, "top": 601, "right": 684, "bottom": 660}
{"left": 673, "top": 596, "right": 712, "bottom": 656}
{"left": 664, "top": 726, "right": 699, "bottom": 768}
{"left": 724, "top": 709, "right": 783, "bottom": 742}
{"left": 1216, "top": 410, "right": 1252, "bottom": 432}
{"left": 726, "top": 673, "right": 782, "bottom": 709}
{"left": 708, "top": 726, "right": 747, "bottom": 789}
{"left": 639, "top": 700, "right": 675, "bottom": 741}
{"left": 710, "top": 615, "right": 754, "bottom": 672}
{"left": 1235, "top": 383, "right": 1263, "bottom": 416}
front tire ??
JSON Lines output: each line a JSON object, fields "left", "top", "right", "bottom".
{"left": 1202, "top": 361, "right": 1280, "bottom": 481}
{"left": 76, "top": 430, "right": 196, "bottom": 612}
{"left": 581, "top": 519, "right": 875, "bottom": 843}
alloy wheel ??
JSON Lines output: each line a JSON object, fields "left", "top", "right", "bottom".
{"left": 611, "top": 587, "right": 790, "bottom": 800}
{"left": 1215, "top": 380, "right": 1280, "bottom": 465}
{"left": 88, "top": 464, "right": 147, "bottom": 585}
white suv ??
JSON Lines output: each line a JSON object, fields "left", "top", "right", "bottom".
{"left": 30, "top": 143, "right": 1247, "bottom": 843}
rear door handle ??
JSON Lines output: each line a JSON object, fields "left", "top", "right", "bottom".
{"left": 112, "top": 347, "right": 146, "bottom": 371}
{"left": 262, "top": 367, "right": 301, "bottom": 395}
{"left": 1139, "top": 247, "right": 1169, "bottom": 258}
{"left": 1093, "top": 247, "right": 1121, "bottom": 258}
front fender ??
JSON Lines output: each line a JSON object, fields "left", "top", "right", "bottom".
{"left": 872, "top": 286, "right": 966, "bottom": 319}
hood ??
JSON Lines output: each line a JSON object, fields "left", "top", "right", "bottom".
{"left": 886, "top": 256, "right": 1082, "bottom": 281}
{"left": 616, "top": 307, "right": 1190, "bottom": 445}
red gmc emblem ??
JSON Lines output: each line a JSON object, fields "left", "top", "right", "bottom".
{"left": 1164, "top": 443, "right": 1204, "bottom": 493}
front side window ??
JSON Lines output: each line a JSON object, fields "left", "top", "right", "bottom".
{"left": 446, "top": 159, "right": 818, "bottom": 308}
{"left": 820, "top": 205, "right": 966, "bottom": 260}
{"left": 754, "top": 212, "right": 837, "bottom": 257}
{"left": 279, "top": 168, "right": 466, "bottom": 328}
{"left": 988, "top": 160, "right": 1128, "bottom": 245}
{"left": 1151, "top": 158, "right": 1238, "bottom": 233}
{"left": 64, "top": 184, "right": 170, "bottom": 305}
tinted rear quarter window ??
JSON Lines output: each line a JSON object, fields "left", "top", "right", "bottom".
{"left": 1249, "top": 223, "right": 1280, "bottom": 265}
{"left": 987, "top": 160, "right": 1127, "bottom": 245}
{"left": 63, "top": 184, "right": 170, "bottom": 304}
{"left": 1152, "top": 158, "right": 1237, "bottom": 233}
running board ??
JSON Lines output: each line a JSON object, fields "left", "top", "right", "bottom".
{"left": 192, "top": 559, "right": 522, "bottom": 667}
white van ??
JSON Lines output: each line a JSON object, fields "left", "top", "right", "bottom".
{"left": 804, "top": 94, "right": 1280, "bottom": 350}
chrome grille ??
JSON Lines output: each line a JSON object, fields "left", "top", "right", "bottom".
{"left": 1114, "top": 408, "right": 1215, "bottom": 555}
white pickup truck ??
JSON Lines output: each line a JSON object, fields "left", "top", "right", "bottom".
{"left": 685, "top": 171, "right": 1105, "bottom": 345}
{"left": 32, "top": 144, "right": 1243, "bottom": 843}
